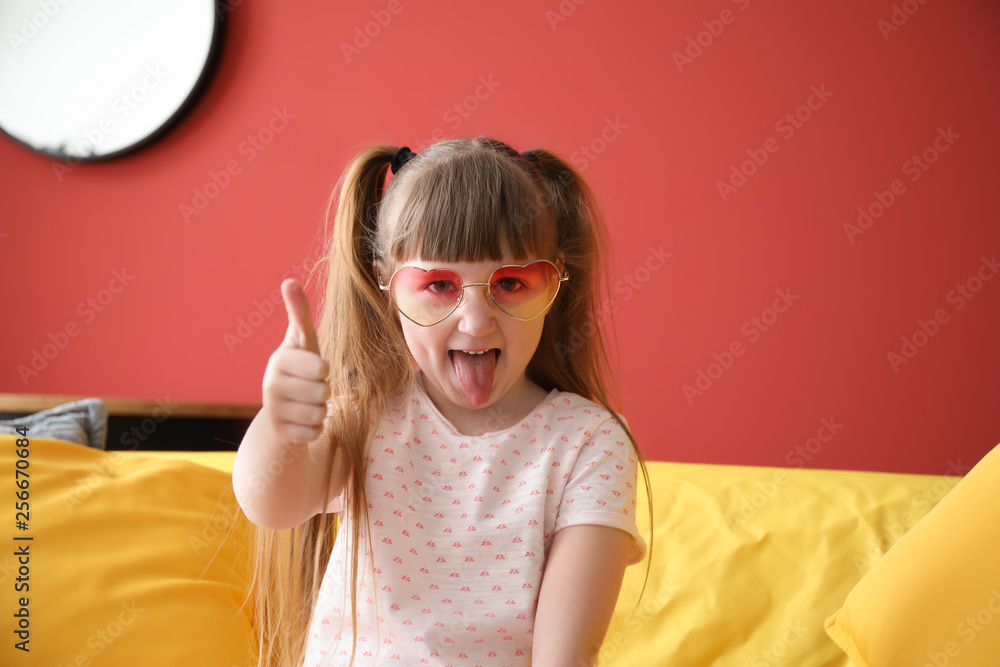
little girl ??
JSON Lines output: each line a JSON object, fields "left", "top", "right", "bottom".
{"left": 233, "top": 137, "right": 651, "bottom": 667}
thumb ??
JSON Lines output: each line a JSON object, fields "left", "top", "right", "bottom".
{"left": 280, "top": 278, "right": 321, "bottom": 354}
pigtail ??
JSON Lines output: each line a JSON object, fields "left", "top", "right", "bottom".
{"left": 250, "top": 145, "right": 413, "bottom": 667}
{"left": 316, "top": 144, "right": 413, "bottom": 406}
{"left": 527, "top": 148, "right": 655, "bottom": 601}
{"left": 524, "top": 150, "right": 613, "bottom": 400}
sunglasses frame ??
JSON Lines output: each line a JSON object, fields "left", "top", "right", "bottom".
{"left": 377, "top": 258, "right": 570, "bottom": 327}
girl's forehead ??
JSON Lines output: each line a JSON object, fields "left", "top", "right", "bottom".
{"left": 401, "top": 255, "right": 536, "bottom": 270}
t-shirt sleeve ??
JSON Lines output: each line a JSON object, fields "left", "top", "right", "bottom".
{"left": 325, "top": 488, "right": 345, "bottom": 514}
{"left": 554, "top": 416, "right": 647, "bottom": 565}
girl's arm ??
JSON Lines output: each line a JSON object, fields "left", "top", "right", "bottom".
{"left": 232, "top": 408, "right": 346, "bottom": 530}
{"left": 532, "top": 525, "right": 634, "bottom": 666}
{"left": 232, "top": 279, "right": 347, "bottom": 530}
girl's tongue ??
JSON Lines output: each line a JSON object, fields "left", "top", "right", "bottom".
{"left": 451, "top": 350, "right": 497, "bottom": 406}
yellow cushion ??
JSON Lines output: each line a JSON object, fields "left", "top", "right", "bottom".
{"left": 5, "top": 433, "right": 979, "bottom": 667}
{"left": 0, "top": 435, "right": 255, "bottom": 666}
{"left": 825, "top": 443, "right": 1000, "bottom": 667}
{"left": 599, "top": 460, "right": 960, "bottom": 666}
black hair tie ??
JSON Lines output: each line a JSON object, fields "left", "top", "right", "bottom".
{"left": 391, "top": 146, "right": 417, "bottom": 174}
{"left": 521, "top": 150, "right": 539, "bottom": 165}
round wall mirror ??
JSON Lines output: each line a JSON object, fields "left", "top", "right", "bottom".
{"left": 0, "top": 0, "right": 223, "bottom": 161}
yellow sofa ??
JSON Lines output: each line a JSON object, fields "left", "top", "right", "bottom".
{"left": 1, "top": 434, "right": 993, "bottom": 666}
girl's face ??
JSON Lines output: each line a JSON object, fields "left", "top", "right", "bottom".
{"left": 390, "top": 255, "right": 552, "bottom": 432}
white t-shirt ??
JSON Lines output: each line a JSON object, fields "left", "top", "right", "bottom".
{"left": 303, "top": 373, "right": 645, "bottom": 666}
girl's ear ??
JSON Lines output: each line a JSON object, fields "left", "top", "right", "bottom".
{"left": 372, "top": 261, "right": 382, "bottom": 287}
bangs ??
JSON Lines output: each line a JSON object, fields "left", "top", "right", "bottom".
{"left": 379, "top": 140, "right": 555, "bottom": 266}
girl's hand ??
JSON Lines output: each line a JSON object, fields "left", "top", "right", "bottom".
{"left": 260, "top": 278, "right": 331, "bottom": 444}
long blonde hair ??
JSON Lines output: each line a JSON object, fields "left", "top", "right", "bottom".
{"left": 248, "top": 137, "right": 653, "bottom": 666}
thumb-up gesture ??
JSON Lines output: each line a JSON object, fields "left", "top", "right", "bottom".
{"left": 261, "top": 279, "right": 331, "bottom": 443}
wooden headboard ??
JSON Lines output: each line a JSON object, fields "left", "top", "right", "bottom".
{"left": 0, "top": 393, "right": 260, "bottom": 452}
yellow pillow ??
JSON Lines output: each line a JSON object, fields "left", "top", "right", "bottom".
{"left": 825, "top": 443, "right": 1000, "bottom": 667}
{"left": 0, "top": 435, "right": 256, "bottom": 666}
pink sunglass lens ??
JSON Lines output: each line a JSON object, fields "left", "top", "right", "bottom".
{"left": 489, "top": 263, "right": 559, "bottom": 317}
{"left": 391, "top": 268, "right": 463, "bottom": 324}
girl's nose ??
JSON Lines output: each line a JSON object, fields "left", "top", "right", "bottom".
{"left": 455, "top": 285, "right": 497, "bottom": 336}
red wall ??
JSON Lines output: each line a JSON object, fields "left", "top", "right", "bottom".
{"left": 2, "top": 0, "right": 998, "bottom": 474}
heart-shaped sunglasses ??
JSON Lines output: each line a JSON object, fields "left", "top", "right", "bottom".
{"left": 378, "top": 259, "right": 569, "bottom": 326}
